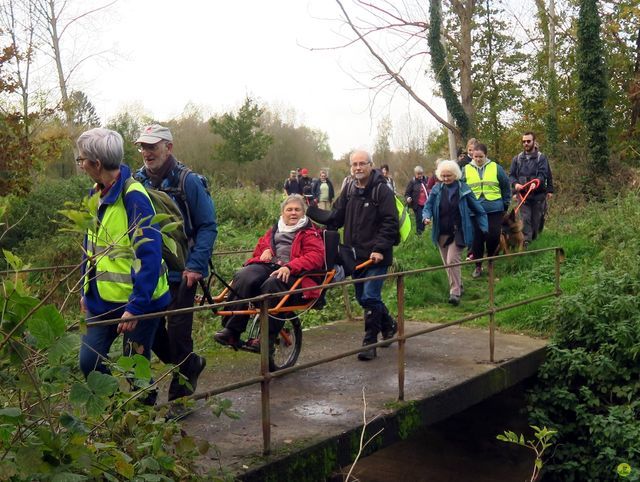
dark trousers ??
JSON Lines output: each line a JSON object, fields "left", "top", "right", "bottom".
{"left": 413, "top": 205, "right": 425, "bottom": 234}
{"left": 152, "top": 280, "right": 199, "bottom": 398}
{"left": 353, "top": 264, "right": 389, "bottom": 342}
{"left": 223, "top": 263, "right": 301, "bottom": 336}
{"left": 520, "top": 200, "right": 544, "bottom": 242}
{"left": 80, "top": 310, "right": 160, "bottom": 378}
{"left": 472, "top": 211, "right": 504, "bottom": 261}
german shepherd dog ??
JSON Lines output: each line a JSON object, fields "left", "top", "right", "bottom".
{"left": 497, "top": 209, "right": 525, "bottom": 254}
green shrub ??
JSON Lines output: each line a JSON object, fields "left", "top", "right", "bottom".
{"left": 528, "top": 266, "right": 640, "bottom": 481}
{"left": 1, "top": 175, "right": 90, "bottom": 253}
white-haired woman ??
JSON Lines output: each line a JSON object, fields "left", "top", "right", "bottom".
{"left": 214, "top": 194, "right": 325, "bottom": 347}
{"left": 422, "top": 160, "right": 488, "bottom": 305}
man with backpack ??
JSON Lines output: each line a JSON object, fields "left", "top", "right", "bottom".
{"left": 135, "top": 124, "right": 217, "bottom": 407}
{"left": 509, "top": 131, "right": 551, "bottom": 247}
{"left": 308, "top": 150, "right": 399, "bottom": 361}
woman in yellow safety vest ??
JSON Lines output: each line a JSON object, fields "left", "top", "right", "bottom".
{"left": 77, "top": 128, "right": 171, "bottom": 404}
{"left": 461, "top": 143, "right": 511, "bottom": 279}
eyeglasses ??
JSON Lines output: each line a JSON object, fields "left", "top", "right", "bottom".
{"left": 522, "top": 140, "right": 533, "bottom": 144}
{"left": 351, "top": 161, "right": 371, "bottom": 168}
{"left": 75, "top": 156, "right": 89, "bottom": 166}
{"left": 137, "top": 142, "right": 164, "bottom": 153}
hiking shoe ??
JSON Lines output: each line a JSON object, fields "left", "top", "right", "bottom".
{"left": 380, "top": 319, "right": 398, "bottom": 348}
{"left": 448, "top": 295, "right": 460, "bottom": 306}
{"left": 357, "top": 346, "right": 377, "bottom": 361}
{"left": 472, "top": 266, "right": 483, "bottom": 278}
{"left": 214, "top": 328, "right": 240, "bottom": 349}
{"left": 165, "top": 403, "right": 193, "bottom": 422}
{"left": 187, "top": 355, "right": 206, "bottom": 395}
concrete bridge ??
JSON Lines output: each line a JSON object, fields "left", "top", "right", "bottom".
{"left": 182, "top": 317, "right": 547, "bottom": 481}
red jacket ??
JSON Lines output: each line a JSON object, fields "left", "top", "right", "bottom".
{"left": 245, "top": 222, "right": 325, "bottom": 299}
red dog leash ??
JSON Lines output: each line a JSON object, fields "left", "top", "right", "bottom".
{"left": 514, "top": 179, "right": 540, "bottom": 214}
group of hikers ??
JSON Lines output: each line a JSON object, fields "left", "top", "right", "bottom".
{"left": 76, "top": 124, "right": 552, "bottom": 417}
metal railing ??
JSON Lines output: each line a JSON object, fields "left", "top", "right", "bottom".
{"left": 6, "top": 246, "right": 563, "bottom": 455}
{"left": 181, "top": 246, "right": 564, "bottom": 455}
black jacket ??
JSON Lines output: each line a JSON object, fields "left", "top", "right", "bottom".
{"left": 308, "top": 169, "right": 398, "bottom": 266}
{"left": 508, "top": 149, "right": 551, "bottom": 202}
{"left": 404, "top": 177, "right": 429, "bottom": 207}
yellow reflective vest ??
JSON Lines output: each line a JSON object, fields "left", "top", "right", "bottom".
{"left": 84, "top": 182, "right": 169, "bottom": 303}
{"left": 464, "top": 161, "right": 501, "bottom": 201}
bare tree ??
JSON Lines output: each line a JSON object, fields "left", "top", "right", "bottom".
{"left": 0, "top": 0, "right": 37, "bottom": 134}
{"left": 331, "top": 0, "right": 460, "bottom": 137}
{"left": 31, "top": 0, "right": 116, "bottom": 124}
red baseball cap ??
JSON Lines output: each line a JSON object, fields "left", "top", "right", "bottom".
{"left": 300, "top": 168, "right": 309, "bottom": 175}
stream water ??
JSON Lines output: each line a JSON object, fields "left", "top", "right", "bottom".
{"left": 337, "top": 382, "right": 536, "bottom": 482}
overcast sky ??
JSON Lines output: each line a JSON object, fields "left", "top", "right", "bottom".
{"left": 76, "top": 0, "right": 444, "bottom": 157}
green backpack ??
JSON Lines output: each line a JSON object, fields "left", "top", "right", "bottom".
{"left": 123, "top": 177, "right": 189, "bottom": 272}
{"left": 346, "top": 181, "right": 412, "bottom": 244}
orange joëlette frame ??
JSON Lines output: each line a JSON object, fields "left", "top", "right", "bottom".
{"left": 212, "top": 259, "right": 374, "bottom": 317}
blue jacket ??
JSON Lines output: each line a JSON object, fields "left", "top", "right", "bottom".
{"left": 422, "top": 181, "right": 488, "bottom": 247}
{"left": 461, "top": 160, "right": 511, "bottom": 214}
{"left": 82, "top": 164, "right": 171, "bottom": 317}
{"left": 136, "top": 157, "right": 218, "bottom": 283}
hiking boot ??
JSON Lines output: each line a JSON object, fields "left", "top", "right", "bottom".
{"left": 214, "top": 328, "right": 240, "bottom": 349}
{"left": 448, "top": 295, "right": 461, "bottom": 306}
{"left": 187, "top": 355, "right": 206, "bottom": 395}
{"left": 165, "top": 402, "right": 193, "bottom": 422}
{"left": 357, "top": 343, "right": 377, "bottom": 361}
{"left": 472, "top": 266, "right": 483, "bottom": 278}
{"left": 380, "top": 318, "right": 398, "bottom": 348}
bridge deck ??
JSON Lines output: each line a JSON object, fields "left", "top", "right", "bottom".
{"left": 181, "top": 319, "right": 547, "bottom": 480}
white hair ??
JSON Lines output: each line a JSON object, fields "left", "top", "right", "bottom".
{"left": 435, "top": 160, "right": 462, "bottom": 181}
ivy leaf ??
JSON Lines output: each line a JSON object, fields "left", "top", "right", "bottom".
{"left": 131, "top": 258, "right": 142, "bottom": 274}
{"left": 48, "top": 333, "right": 80, "bottom": 364}
{"left": 59, "top": 412, "right": 89, "bottom": 435}
{"left": 175, "top": 436, "right": 196, "bottom": 455}
{"left": 27, "top": 305, "right": 66, "bottom": 348}
{"left": 85, "top": 395, "right": 107, "bottom": 418}
{"left": 87, "top": 372, "right": 118, "bottom": 397}
{"left": 69, "top": 384, "right": 93, "bottom": 405}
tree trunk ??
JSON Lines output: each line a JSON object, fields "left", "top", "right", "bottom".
{"left": 451, "top": 0, "right": 475, "bottom": 131}
{"left": 47, "top": 0, "right": 71, "bottom": 124}
{"left": 629, "top": 25, "right": 640, "bottom": 134}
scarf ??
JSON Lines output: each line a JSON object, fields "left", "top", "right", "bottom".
{"left": 147, "top": 154, "right": 177, "bottom": 188}
{"left": 277, "top": 215, "right": 308, "bottom": 233}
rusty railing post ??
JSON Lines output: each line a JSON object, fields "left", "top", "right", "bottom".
{"left": 555, "top": 248, "right": 562, "bottom": 296}
{"left": 396, "top": 274, "right": 405, "bottom": 401}
{"left": 259, "top": 299, "right": 271, "bottom": 455}
{"left": 342, "top": 286, "right": 353, "bottom": 321}
{"left": 488, "top": 259, "right": 496, "bottom": 363}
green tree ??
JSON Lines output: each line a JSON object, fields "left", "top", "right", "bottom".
{"left": 373, "top": 116, "right": 392, "bottom": 166}
{"left": 209, "top": 96, "right": 273, "bottom": 165}
{"left": 576, "top": 0, "right": 610, "bottom": 175}
{"left": 106, "top": 112, "right": 143, "bottom": 167}
{"left": 68, "top": 90, "right": 100, "bottom": 129}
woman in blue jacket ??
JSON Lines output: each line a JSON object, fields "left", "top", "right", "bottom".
{"left": 423, "top": 160, "right": 488, "bottom": 305}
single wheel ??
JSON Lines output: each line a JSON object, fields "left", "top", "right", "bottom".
{"left": 269, "top": 316, "right": 302, "bottom": 372}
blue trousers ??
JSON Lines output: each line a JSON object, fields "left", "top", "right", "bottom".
{"left": 79, "top": 310, "right": 160, "bottom": 378}
{"left": 353, "top": 264, "right": 388, "bottom": 310}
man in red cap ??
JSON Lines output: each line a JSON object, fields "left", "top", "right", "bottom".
{"left": 298, "top": 168, "right": 313, "bottom": 205}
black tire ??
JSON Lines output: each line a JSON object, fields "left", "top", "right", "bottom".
{"left": 269, "top": 317, "right": 302, "bottom": 372}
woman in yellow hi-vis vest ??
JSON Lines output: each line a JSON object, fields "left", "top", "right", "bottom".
{"left": 461, "top": 143, "right": 511, "bottom": 279}
{"left": 77, "top": 128, "right": 171, "bottom": 404}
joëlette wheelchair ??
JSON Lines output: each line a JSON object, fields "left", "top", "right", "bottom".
{"left": 197, "top": 230, "right": 371, "bottom": 372}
